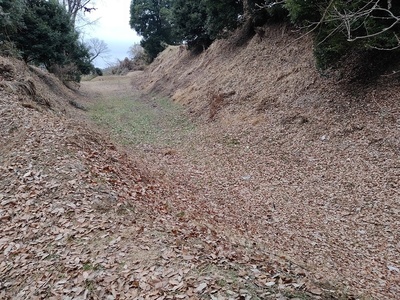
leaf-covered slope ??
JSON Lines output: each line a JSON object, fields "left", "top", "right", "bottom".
{"left": 136, "top": 24, "right": 400, "bottom": 123}
{"left": 2, "top": 56, "right": 327, "bottom": 299}
{"left": 128, "top": 24, "right": 400, "bottom": 298}
{"left": 0, "top": 57, "right": 166, "bottom": 298}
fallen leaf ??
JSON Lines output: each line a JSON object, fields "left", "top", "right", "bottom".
{"left": 195, "top": 282, "right": 207, "bottom": 293}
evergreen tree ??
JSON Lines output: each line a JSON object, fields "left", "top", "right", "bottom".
{"left": 171, "top": 0, "right": 243, "bottom": 51}
{"left": 130, "top": 0, "right": 177, "bottom": 60}
{"left": 0, "top": 0, "right": 92, "bottom": 81}
{"left": 285, "top": 0, "right": 400, "bottom": 69}
{"left": 172, "top": 0, "right": 212, "bottom": 51}
{"left": 0, "top": 0, "right": 25, "bottom": 42}
{"left": 203, "top": 0, "right": 243, "bottom": 39}
{"left": 14, "top": 0, "right": 77, "bottom": 66}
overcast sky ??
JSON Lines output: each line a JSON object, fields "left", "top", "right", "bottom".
{"left": 82, "top": 0, "right": 141, "bottom": 68}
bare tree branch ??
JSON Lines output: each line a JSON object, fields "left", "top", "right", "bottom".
{"left": 85, "top": 38, "right": 110, "bottom": 63}
{"left": 255, "top": 0, "right": 285, "bottom": 10}
{"left": 59, "top": 0, "right": 97, "bottom": 27}
{"left": 329, "top": 0, "right": 400, "bottom": 48}
{"left": 258, "top": 0, "right": 400, "bottom": 51}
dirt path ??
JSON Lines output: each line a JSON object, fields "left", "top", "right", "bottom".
{"left": 2, "top": 68, "right": 396, "bottom": 299}
{"left": 80, "top": 73, "right": 400, "bottom": 299}
{"left": 1, "top": 71, "right": 307, "bottom": 300}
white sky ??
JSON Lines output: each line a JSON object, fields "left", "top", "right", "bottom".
{"left": 81, "top": 0, "right": 142, "bottom": 68}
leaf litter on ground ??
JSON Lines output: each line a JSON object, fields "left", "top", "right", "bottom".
{"left": 2, "top": 55, "right": 399, "bottom": 299}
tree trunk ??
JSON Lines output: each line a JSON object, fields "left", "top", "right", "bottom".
{"left": 242, "top": 0, "right": 252, "bottom": 21}
{"left": 59, "top": 0, "right": 93, "bottom": 27}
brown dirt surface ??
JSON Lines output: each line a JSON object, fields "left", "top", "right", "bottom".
{"left": 1, "top": 22, "right": 399, "bottom": 300}
{"left": 0, "top": 57, "right": 325, "bottom": 299}
{"left": 126, "top": 24, "right": 400, "bottom": 299}
{"left": 0, "top": 58, "right": 175, "bottom": 299}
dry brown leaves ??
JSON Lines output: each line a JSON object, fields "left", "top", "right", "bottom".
{"left": 0, "top": 58, "right": 320, "bottom": 299}
{"left": 2, "top": 27, "right": 400, "bottom": 299}
{"left": 126, "top": 26, "right": 399, "bottom": 299}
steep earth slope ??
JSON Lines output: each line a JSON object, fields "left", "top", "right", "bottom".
{"left": 1, "top": 22, "right": 399, "bottom": 299}
{"left": 127, "top": 24, "right": 400, "bottom": 299}
{"left": 0, "top": 58, "right": 170, "bottom": 299}
{"left": 1, "top": 57, "right": 329, "bottom": 299}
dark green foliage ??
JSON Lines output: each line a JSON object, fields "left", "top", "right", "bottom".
{"left": 95, "top": 67, "right": 103, "bottom": 76}
{"left": 0, "top": 0, "right": 25, "bottom": 37}
{"left": 63, "top": 41, "right": 92, "bottom": 82}
{"left": 130, "top": 0, "right": 290, "bottom": 55}
{"left": 203, "top": 0, "right": 243, "bottom": 39}
{"left": 285, "top": 0, "right": 400, "bottom": 69}
{"left": 128, "top": 0, "right": 399, "bottom": 72}
{"left": 130, "top": 0, "right": 178, "bottom": 60}
{"left": 170, "top": 0, "right": 290, "bottom": 52}
{"left": 247, "top": 0, "right": 288, "bottom": 25}
{"left": 284, "top": 0, "right": 328, "bottom": 25}
{"left": 313, "top": 33, "right": 354, "bottom": 70}
{"left": 171, "top": 0, "right": 212, "bottom": 51}
{"left": 16, "top": 0, "right": 77, "bottom": 66}
{"left": 140, "top": 33, "right": 170, "bottom": 60}
{"left": 171, "top": 0, "right": 244, "bottom": 51}
{"left": 0, "top": 0, "right": 92, "bottom": 81}
{"left": 0, "top": 0, "right": 25, "bottom": 54}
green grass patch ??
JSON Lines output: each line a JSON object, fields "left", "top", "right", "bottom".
{"left": 88, "top": 94, "right": 194, "bottom": 146}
